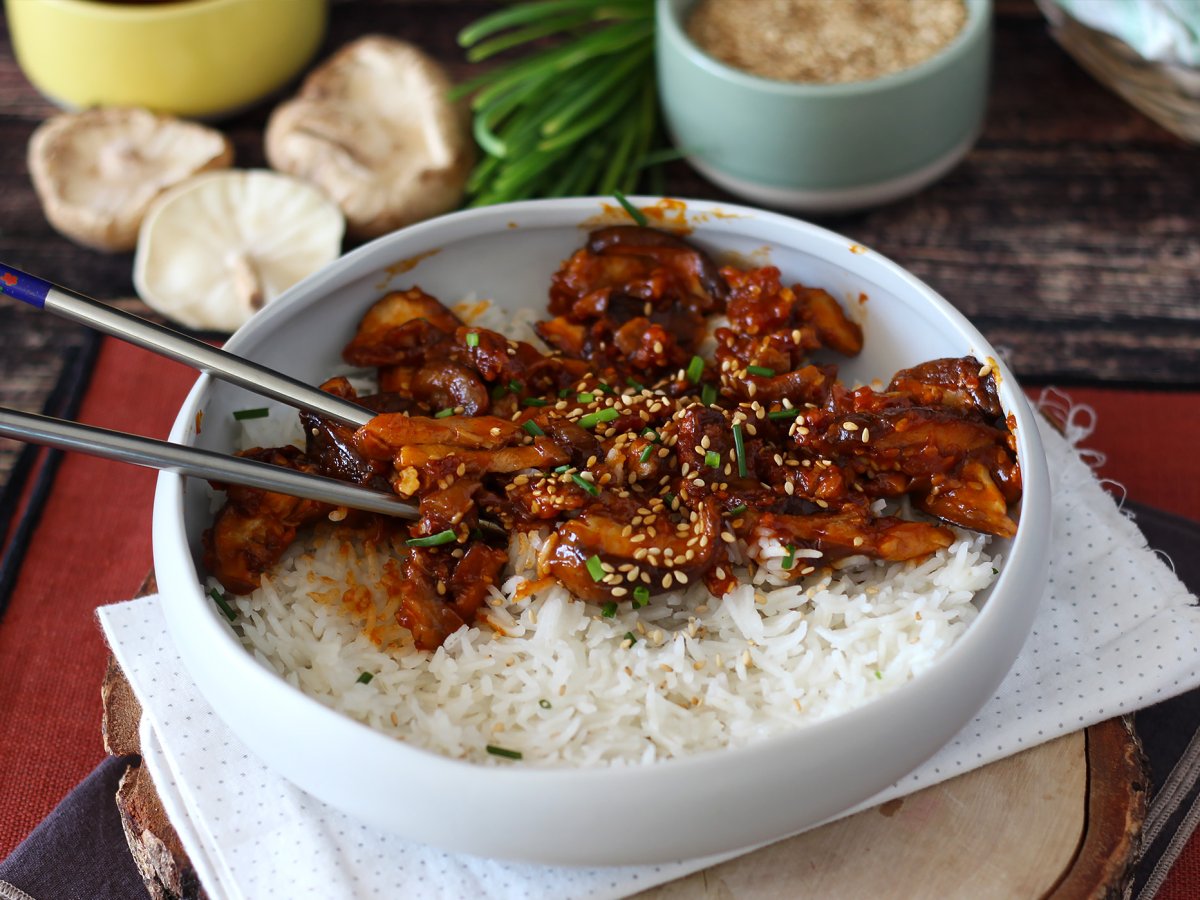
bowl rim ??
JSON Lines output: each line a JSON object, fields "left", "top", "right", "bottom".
{"left": 14, "top": 0, "right": 310, "bottom": 22}
{"left": 656, "top": 0, "right": 992, "bottom": 97}
{"left": 152, "top": 196, "right": 1049, "bottom": 859}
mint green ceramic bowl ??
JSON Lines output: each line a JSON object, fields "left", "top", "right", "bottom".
{"left": 657, "top": 0, "right": 992, "bottom": 212}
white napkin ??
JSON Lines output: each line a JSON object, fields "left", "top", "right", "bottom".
{"left": 97, "top": 412, "right": 1200, "bottom": 900}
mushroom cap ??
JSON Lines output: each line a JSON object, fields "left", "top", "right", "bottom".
{"left": 265, "top": 35, "right": 473, "bottom": 239}
{"left": 28, "top": 107, "right": 233, "bottom": 253}
{"left": 133, "top": 169, "right": 345, "bottom": 333}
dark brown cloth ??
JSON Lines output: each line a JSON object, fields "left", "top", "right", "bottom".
{"left": 0, "top": 755, "right": 146, "bottom": 900}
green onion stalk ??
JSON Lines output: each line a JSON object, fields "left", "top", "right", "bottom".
{"left": 454, "top": 0, "right": 671, "bottom": 206}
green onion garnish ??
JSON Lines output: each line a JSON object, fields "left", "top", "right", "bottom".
{"left": 486, "top": 745, "right": 523, "bottom": 760}
{"left": 686, "top": 355, "right": 704, "bottom": 383}
{"left": 639, "top": 444, "right": 653, "bottom": 463}
{"left": 746, "top": 365, "right": 775, "bottom": 377}
{"left": 701, "top": 383, "right": 717, "bottom": 406}
{"left": 232, "top": 408, "right": 269, "bottom": 421}
{"left": 579, "top": 407, "right": 619, "bottom": 429}
{"left": 992, "top": 567, "right": 999, "bottom": 575}
{"left": 539, "top": 699, "right": 552, "bottom": 709}
{"left": 664, "top": 491, "right": 676, "bottom": 507}
{"left": 601, "top": 601, "right": 618, "bottom": 617}
{"left": 434, "top": 408, "right": 456, "bottom": 418}
{"left": 466, "top": 331, "right": 480, "bottom": 347}
{"left": 491, "top": 383, "right": 509, "bottom": 401}
{"left": 586, "top": 555, "right": 605, "bottom": 582}
{"left": 571, "top": 473, "right": 599, "bottom": 495}
{"left": 732, "top": 423, "right": 747, "bottom": 477}
{"left": 558, "top": 387, "right": 571, "bottom": 398}
{"left": 597, "top": 382, "right": 616, "bottom": 395}
{"left": 642, "top": 428, "right": 660, "bottom": 442}
{"left": 209, "top": 588, "right": 237, "bottom": 622}
{"left": 623, "top": 631, "right": 638, "bottom": 646}
{"left": 704, "top": 450, "right": 720, "bottom": 468}
{"left": 626, "top": 377, "right": 644, "bottom": 391}
{"left": 782, "top": 544, "right": 796, "bottom": 569}
{"left": 577, "top": 391, "right": 595, "bottom": 403}
{"left": 357, "top": 672, "right": 374, "bottom": 685}
{"left": 875, "top": 671, "right": 883, "bottom": 680}
{"left": 509, "top": 379, "right": 523, "bottom": 392}
{"left": 633, "top": 585, "right": 650, "bottom": 607}
{"left": 728, "top": 504, "right": 748, "bottom": 517}
{"left": 768, "top": 408, "right": 801, "bottom": 420}
{"left": 522, "top": 397, "right": 548, "bottom": 407}
{"left": 614, "top": 190, "right": 648, "bottom": 227}
{"left": 553, "top": 464, "right": 571, "bottom": 473}
{"left": 406, "top": 529, "right": 457, "bottom": 547}
{"left": 523, "top": 420, "right": 545, "bottom": 437}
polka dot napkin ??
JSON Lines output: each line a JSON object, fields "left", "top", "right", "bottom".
{"left": 97, "top": 414, "right": 1200, "bottom": 900}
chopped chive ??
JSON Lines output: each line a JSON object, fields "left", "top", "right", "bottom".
{"left": 768, "top": 407, "right": 801, "bottom": 420}
{"left": 601, "top": 601, "right": 618, "bottom": 617}
{"left": 623, "top": 631, "right": 638, "bottom": 646}
{"left": 701, "top": 383, "right": 717, "bottom": 406}
{"left": 571, "top": 473, "right": 599, "bottom": 495}
{"left": 732, "top": 423, "right": 747, "bottom": 477}
{"left": 434, "top": 407, "right": 456, "bottom": 418}
{"left": 522, "top": 397, "right": 548, "bottom": 407}
{"left": 613, "top": 189, "right": 648, "bottom": 227}
{"left": 664, "top": 491, "right": 676, "bottom": 507}
{"left": 466, "top": 331, "right": 480, "bottom": 347}
{"left": 357, "top": 672, "right": 374, "bottom": 685}
{"left": 747, "top": 365, "right": 776, "bottom": 377}
{"left": 728, "top": 504, "right": 748, "bottom": 517}
{"left": 642, "top": 428, "right": 660, "bottom": 442}
{"left": 509, "top": 379, "right": 523, "bottom": 392}
{"left": 577, "top": 391, "right": 595, "bottom": 403}
{"left": 597, "top": 382, "right": 616, "bottom": 395}
{"left": 586, "top": 555, "right": 605, "bottom": 582}
{"left": 522, "top": 420, "right": 545, "bottom": 437}
{"left": 579, "top": 407, "right": 619, "bottom": 429}
{"left": 704, "top": 450, "right": 720, "bottom": 468}
{"left": 686, "top": 355, "right": 704, "bottom": 383}
{"left": 633, "top": 585, "right": 650, "bottom": 607}
{"left": 486, "top": 744, "right": 523, "bottom": 760}
{"left": 553, "top": 464, "right": 571, "bottom": 473}
{"left": 539, "top": 699, "right": 552, "bottom": 709}
{"left": 558, "top": 387, "right": 571, "bottom": 397}
{"left": 639, "top": 444, "right": 653, "bottom": 463}
{"left": 875, "top": 671, "right": 883, "bottom": 680}
{"left": 232, "top": 407, "right": 269, "bottom": 421}
{"left": 782, "top": 544, "right": 796, "bottom": 570}
{"left": 406, "top": 529, "right": 457, "bottom": 547}
{"left": 992, "top": 566, "right": 999, "bottom": 575}
{"left": 209, "top": 588, "right": 237, "bottom": 622}
{"left": 626, "top": 377, "right": 644, "bottom": 391}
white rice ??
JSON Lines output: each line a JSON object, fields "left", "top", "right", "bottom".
{"left": 215, "top": 300, "right": 1000, "bottom": 767}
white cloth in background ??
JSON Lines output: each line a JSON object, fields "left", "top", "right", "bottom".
{"left": 97, "top": 414, "right": 1200, "bottom": 900}
{"left": 1057, "top": 0, "right": 1200, "bottom": 67}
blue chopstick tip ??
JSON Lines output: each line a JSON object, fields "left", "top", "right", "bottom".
{"left": 0, "top": 266, "right": 52, "bottom": 308}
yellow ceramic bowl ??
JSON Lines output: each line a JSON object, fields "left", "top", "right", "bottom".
{"left": 6, "top": 0, "right": 327, "bottom": 119}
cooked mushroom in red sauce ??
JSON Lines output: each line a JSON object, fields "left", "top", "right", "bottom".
{"left": 204, "top": 226, "right": 1021, "bottom": 650}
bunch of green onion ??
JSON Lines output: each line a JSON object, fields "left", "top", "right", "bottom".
{"left": 454, "top": 0, "right": 667, "bottom": 206}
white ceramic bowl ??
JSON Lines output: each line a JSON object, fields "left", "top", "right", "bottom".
{"left": 153, "top": 197, "right": 1050, "bottom": 866}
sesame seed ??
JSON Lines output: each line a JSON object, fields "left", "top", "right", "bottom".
{"left": 843, "top": 421, "right": 859, "bottom": 431}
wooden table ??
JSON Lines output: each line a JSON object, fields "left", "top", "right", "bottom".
{"left": 1, "top": 1, "right": 1198, "bottom": 897}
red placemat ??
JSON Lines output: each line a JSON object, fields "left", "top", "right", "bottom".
{"left": 1, "top": 344, "right": 1197, "bottom": 892}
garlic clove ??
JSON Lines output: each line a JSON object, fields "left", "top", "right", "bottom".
{"left": 133, "top": 169, "right": 345, "bottom": 332}
{"left": 265, "top": 35, "right": 473, "bottom": 239}
{"left": 28, "top": 107, "right": 233, "bottom": 252}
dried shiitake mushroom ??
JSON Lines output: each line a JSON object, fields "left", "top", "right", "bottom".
{"left": 27, "top": 107, "right": 233, "bottom": 252}
{"left": 265, "top": 35, "right": 473, "bottom": 238}
{"left": 133, "top": 170, "right": 344, "bottom": 333}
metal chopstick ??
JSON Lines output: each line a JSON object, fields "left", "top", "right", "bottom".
{"left": 0, "top": 263, "right": 374, "bottom": 428}
{"left": 0, "top": 406, "right": 424, "bottom": 520}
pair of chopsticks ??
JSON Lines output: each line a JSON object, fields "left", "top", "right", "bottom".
{"left": 0, "top": 264, "right": 490, "bottom": 530}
